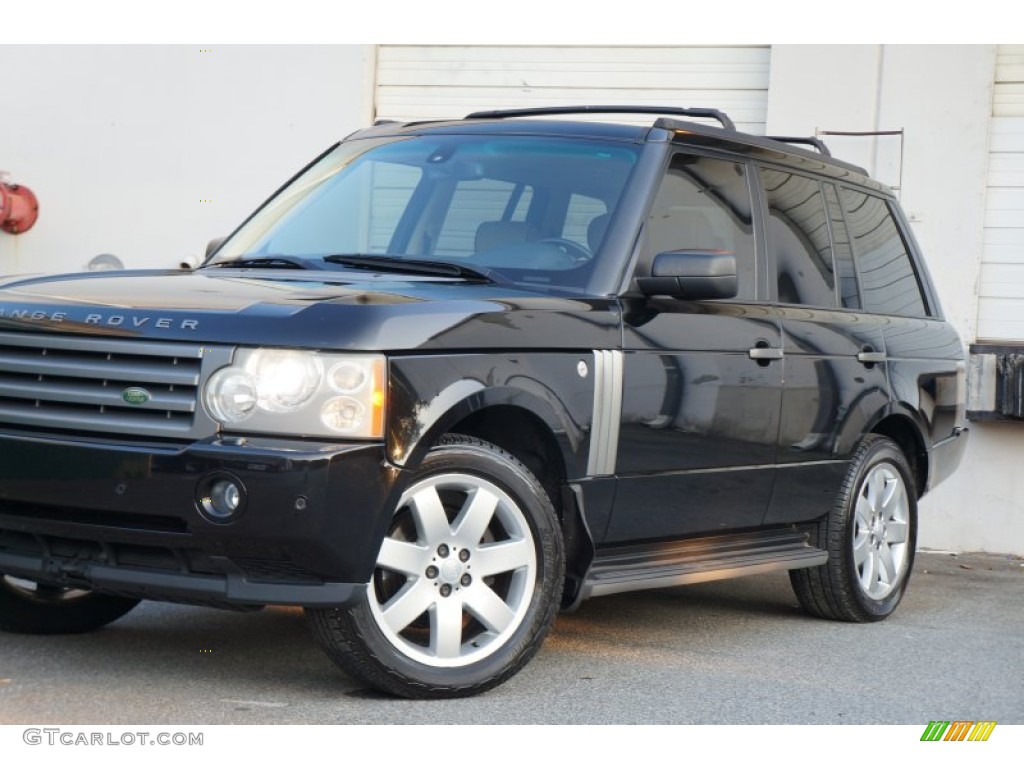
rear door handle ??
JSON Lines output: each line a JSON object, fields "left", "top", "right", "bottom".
{"left": 857, "top": 350, "right": 887, "bottom": 365}
{"left": 748, "top": 346, "right": 784, "bottom": 361}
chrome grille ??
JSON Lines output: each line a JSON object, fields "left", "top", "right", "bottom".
{"left": 0, "top": 331, "right": 232, "bottom": 439}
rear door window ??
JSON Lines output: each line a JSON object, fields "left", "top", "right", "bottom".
{"left": 757, "top": 167, "right": 837, "bottom": 308}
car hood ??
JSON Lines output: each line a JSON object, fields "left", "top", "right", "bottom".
{"left": 0, "top": 269, "right": 618, "bottom": 350}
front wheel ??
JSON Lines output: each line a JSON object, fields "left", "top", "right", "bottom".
{"left": 0, "top": 576, "right": 139, "bottom": 634}
{"left": 307, "top": 435, "right": 565, "bottom": 698}
{"left": 791, "top": 435, "right": 918, "bottom": 622}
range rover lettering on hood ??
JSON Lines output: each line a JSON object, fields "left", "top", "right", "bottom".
{"left": 0, "top": 307, "right": 199, "bottom": 330}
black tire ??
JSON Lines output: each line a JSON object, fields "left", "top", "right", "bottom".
{"left": 307, "top": 434, "right": 565, "bottom": 698}
{"left": 790, "top": 435, "right": 918, "bottom": 622}
{"left": 0, "top": 576, "right": 140, "bottom": 634}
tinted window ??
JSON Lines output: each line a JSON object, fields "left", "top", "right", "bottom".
{"left": 823, "top": 184, "right": 860, "bottom": 309}
{"left": 213, "top": 135, "right": 639, "bottom": 293}
{"left": 562, "top": 193, "right": 607, "bottom": 250}
{"left": 644, "top": 154, "right": 756, "bottom": 300}
{"left": 758, "top": 168, "right": 836, "bottom": 308}
{"left": 435, "top": 179, "right": 533, "bottom": 256}
{"left": 839, "top": 188, "right": 929, "bottom": 317}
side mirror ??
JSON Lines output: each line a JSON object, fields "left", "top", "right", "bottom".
{"left": 637, "top": 250, "right": 737, "bottom": 300}
{"left": 205, "top": 236, "right": 226, "bottom": 260}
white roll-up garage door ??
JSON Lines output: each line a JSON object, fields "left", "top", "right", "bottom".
{"left": 979, "top": 45, "right": 1024, "bottom": 342}
{"left": 374, "top": 46, "right": 771, "bottom": 135}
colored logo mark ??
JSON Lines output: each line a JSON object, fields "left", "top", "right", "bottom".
{"left": 121, "top": 387, "right": 151, "bottom": 406}
{"left": 920, "top": 721, "right": 997, "bottom": 742}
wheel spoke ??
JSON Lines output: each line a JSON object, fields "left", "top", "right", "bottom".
{"left": 877, "top": 543, "right": 897, "bottom": 586}
{"left": 852, "top": 529, "right": 870, "bottom": 567}
{"left": 859, "top": 549, "right": 877, "bottom": 592}
{"left": 866, "top": 471, "right": 885, "bottom": 513}
{"left": 879, "top": 476, "right": 902, "bottom": 518}
{"left": 886, "top": 520, "right": 909, "bottom": 544}
{"left": 852, "top": 496, "right": 871, "bottom": 566}
{"left": 473, "top": 538, "right": 532, "bottom": 577}
{"left": 408, "top": 486, "right": 452, "bottom": 543}
{"left": 452, "top": 487, "right": 499, "bottom": 545}
{"left": 854, "top": 497, "right": 872, "bottom": 531}
{"left": 377, "top": 538, "right": 428, "bottom": 576}
{"left": 430, "top": 595, "right": 464, "bottom": 659}
{"left": 464, "top": 583, "right": 516, "bottom": 633}
{"left": 380, "top": 579, "right": 434, "bottom": 635}
{"left": 878, "top": 472, "right": 897, "bottom": 511}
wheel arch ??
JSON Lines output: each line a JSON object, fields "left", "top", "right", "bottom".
{"left": 389, "top": 383, "right": 595, "bottom": 609}
{"left": 868, "top": 412, "right": 929, "bottom": 500}
{"left": 388, "top": 376, "right": 586, "bottom": 478}
{"left": 445, "top": 405, "right": 597, "bottom": 607}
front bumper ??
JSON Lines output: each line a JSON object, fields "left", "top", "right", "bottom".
{"left": 0, "top": 431, "right": 402, "bottom": 608}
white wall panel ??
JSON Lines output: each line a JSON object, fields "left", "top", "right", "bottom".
{"left": 376, "top": 46, "right": 770, "bottom": 134}
{"left": 979, "top": 46, "right": 1024, "bottom": 341}
{"left": 0, "top": 46, "right": 374, "bottom": 274}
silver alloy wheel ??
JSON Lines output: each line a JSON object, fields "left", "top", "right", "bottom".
{"left": 851, "top": 462, "right": 911, "bottom": 600}
{"left": 368, "top": 472, "right": 537, "bottom": 668}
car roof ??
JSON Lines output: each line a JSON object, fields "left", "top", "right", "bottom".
{"left": 347, "top": 107, "right": 887, "bottom": 195}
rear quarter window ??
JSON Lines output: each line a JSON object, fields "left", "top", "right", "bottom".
{"left": 839, "top": 188, "right": 930, "bottom": 318}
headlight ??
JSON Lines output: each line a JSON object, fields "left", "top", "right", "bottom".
{"left": 204, "top": 348, "right": 386, "bottom": 439}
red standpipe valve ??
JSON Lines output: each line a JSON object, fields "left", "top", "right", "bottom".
{"left": 0, "top": 182, "right": 40, "bottom": 234}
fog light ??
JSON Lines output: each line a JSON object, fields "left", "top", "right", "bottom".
{"left": 197, "top": 474, "right": 247, "bottom": 523}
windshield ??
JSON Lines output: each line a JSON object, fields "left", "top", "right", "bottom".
{"left": 209, "top": 134, "right": 640, "bottom": 292}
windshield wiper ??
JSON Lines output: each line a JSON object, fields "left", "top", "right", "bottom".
{"left": 205, "top": 256, "right": 313, "bottom": 270}
{"left": 323, "top": 254, "right": 498, "bottom": 283}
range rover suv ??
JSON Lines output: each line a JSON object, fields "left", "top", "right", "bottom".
{"left": 0, "top": 106, "right": 968, "bottom": 698}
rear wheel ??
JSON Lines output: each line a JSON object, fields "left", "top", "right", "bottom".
{"left": 307, "top": 435, "right": 564, "bottom": 698}
{"left": 791, "top": 435, "right": 917, "bottom": 622}
{"left": 0, "top": 575, "right": 139, "bottom": 634}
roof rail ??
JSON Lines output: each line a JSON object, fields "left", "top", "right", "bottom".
{"left": 765, "top": 135, "right": 832, "bottom": 157}
{"left": 463, "top": 105, "right": 736, "bottom": 132}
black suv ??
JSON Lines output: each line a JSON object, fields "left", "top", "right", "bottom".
{"left": 0, "top": 107, "right": 968, "bottom": 698}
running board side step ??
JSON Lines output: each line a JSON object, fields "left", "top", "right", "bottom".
{"left": 579, "top": 529, "right": 827, "bottom": 601}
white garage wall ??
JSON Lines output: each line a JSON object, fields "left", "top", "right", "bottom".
{"left": 978, "top": 45, "right": 1024, "bottom": 342}
{"left": 376, "top": 45, "right": 771, "bottom": 134}
{"left": 0, "top": 45, "right": 374, "bottom": 274}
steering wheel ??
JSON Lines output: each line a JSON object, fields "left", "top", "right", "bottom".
{"left": 536, "top": 238, "right": 593, "bottom": 265}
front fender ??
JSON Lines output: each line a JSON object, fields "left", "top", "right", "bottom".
{"left": 386, "top": 353, "right": 594, "bottom": 478}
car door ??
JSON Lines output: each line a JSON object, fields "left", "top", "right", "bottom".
{"left": 603, "top": 151, "right": 784, "bottom": 543}
{"left": 755, "top": 170, "right": 892, "bottom": 524}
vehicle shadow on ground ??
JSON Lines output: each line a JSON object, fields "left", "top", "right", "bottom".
{"left": 8, "top": 571, "right": 804, "bottom": 693}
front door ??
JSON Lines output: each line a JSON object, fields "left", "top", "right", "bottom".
{"left": 604, "top": 152, "right": 783, "bottom": 543}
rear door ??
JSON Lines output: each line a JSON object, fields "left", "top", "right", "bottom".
{"left": 756, "top": 169, "right": 891, "bottom": 524}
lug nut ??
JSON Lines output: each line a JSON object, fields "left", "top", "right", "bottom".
{"left": 437, "top": 544, "right": 450, "bottom": 558}
{"left": 425, "top": 565, "right": 439, "bottom": 579}
{"left": 440, "top": 584, "right": 452, "bottom": 598}
{"left": 459, "top": 549, "right": 470, "bottom": 562}
{"left": 460, "top": 574, "right": 472, "bottom": 586}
